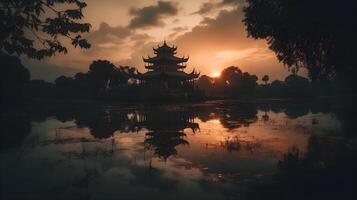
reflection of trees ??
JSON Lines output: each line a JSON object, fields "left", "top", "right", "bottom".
{"left": 284, "top": 104, "right": 309, "bottom": 119}
{"left": 53, "top": 107, "right": 141, "bottom": 139}
{"left": 0, "top": 113, "right": 31, "bottom": 152}
{"left": 145, "top": 131, "right": 188, "bottom": 160}
{"left": 259, "top": 102, "right": 310, "bottom": 119}
{"left": 257, "top": 100, "right": 357, "bottom": 138}
{"left": 46, "top": 106, "right": 198, "bottom": 160}
{"left": 275, "top": 136, "right": 357, "bottom": 199}
{"left": 245, "top": 135, "right": 357, "bottom": 200}
{"left": 196, "top": 103, "right": 258, "bottom": 130}
{"left": 220, "top": 136, "right": 261, "bottom": 153}
{"left": 75, "top": 110, "right": 128, "bottom": 139}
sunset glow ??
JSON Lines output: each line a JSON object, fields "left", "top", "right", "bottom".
{"left": 211, "top": 71, "right": 221, "bottom": 78}
{"left": 19, "top": 0, "right": 292, "bottom": 82}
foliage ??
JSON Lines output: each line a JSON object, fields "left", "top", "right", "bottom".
{"left": 196, "top": 75, "right": 213, "bottom": 95}
{"left": 262, "top": 75, "right": 269, "bottom": 85}
{"left": 243, "top": 0, "right": 357, "bottom": 82}
{"left": 257, "top": 74, "right": 313, "bottom": 98}
{"left": 276, "top": 136, "right": 357, "bottom": 199}
{"left": 0, "top": 0, "right": 91, "bottom": 59}
{"left": 52, "top": 59, "right": 138, "bottom": 98}
{"left": 0, "top": 55, "right": 30, "bottom": 103}
{"left": 25, "top": 79, "right": 55, "bottom": 98}
{"left": 197, "top": 66, "right": 258, "bottom": 97}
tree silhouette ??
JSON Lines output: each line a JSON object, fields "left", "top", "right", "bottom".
{"left": 1, "top": 55, "right": 30, "bottom": 103}
{"left": 25, "top": 79, "right": 55, "bottom": 98}
{"left": 243, "top": 0, "right": 357, "bottom": 83}
{"left": 55, "top": 75, "right": 75, "bottom": 97}
{"left": 88, "top": 60, "right": 125, "bottom": 94}
{"left": 215, "top": 66, "right": 258, "bottom": 96}
{"left": 196, "top": 75, "right": 213, "bottom": 95}
{"left": 0, "top": 0, "right": 91, "bottom": 59}
{"left": 262, "top": 75, "right": 269, "bottom": 85}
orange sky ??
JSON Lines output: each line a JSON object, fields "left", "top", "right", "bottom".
{"left": 22, "top": 0, "right": 305, "bottom": 82}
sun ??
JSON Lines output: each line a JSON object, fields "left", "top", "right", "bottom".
{"left": 211, "top": 71, "right": 221, "bottom": 78}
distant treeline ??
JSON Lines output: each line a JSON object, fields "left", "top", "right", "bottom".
{"left": 1, "top": 55, "right": 203, "bottom": 103}
{"left": 196, "top": 66, "right": 334, "bottom": 99}
{"left": 0, "top": 54, "right": 352, "bottom": 105}
{"left": 28, "top": 59, "right": 138, "bottom": 100}
{"left": 1, "top": 55, "right": 139, "bottom": 103}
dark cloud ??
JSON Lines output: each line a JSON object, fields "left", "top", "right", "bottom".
{"left": 221, "top": 0, "right": 240, "bottom": 5}
{"left": 192, "top": 0, "right": 240, "bottom": 15}
{"left": 192, "top": 2, "right": 216, "bottom": 15}
{"left": 128, "top": 1, "right": 178, "bottom": 29}
{"left": 176, "top": 8, "right": 250, "bottom": 49}
{"left": 199, "top": 17, "right": 215, "bottom": 25}
{"left": 171, "top": 26, "right": 189, "bottom": 32}
{"left": 86, "top": 22, "right": 132, "bottom": 45}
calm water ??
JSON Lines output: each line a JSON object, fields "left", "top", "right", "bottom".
{"left": 1, "top": 100, "right": 356, "bottom": 200}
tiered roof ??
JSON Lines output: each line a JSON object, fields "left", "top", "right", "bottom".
{"left": 143, "top": 41, "right": 188, "bottom": 69}
{"left": 140, "top": 41, "right": 199, "bottom": 80}
{"left": 137, "top": 69, "right": 200, "bottom": 79}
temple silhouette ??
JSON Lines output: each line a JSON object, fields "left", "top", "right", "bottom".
{"left": 137, "top": 41, "right": 199, "bottom": 90}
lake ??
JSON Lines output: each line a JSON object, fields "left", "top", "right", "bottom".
{"left": 1, "top": 100, "right": 356, "bottom": 200}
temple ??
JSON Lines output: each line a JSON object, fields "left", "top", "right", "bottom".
{"left": 137, "top": 41, "right": 199, "bottom": 89}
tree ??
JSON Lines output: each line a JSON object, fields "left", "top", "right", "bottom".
{"left": 25, "top": 79, "right": 55, "bottom": 98}
{"left": 284, "top": 74, "right": 312, "bottom": 98}
{"left": 88, "top": 60, "right": 117, "bottom": 93}
{"left": 214, "top": 66, "right": 258, "bottom": 96}
{"left": 262, "top": 75, "right": 269, "bottom": 85}
{"left": 0, "top": 0, "right": 91, "bottom": 59}
{"left": 243, "top": 0, "right": 357, "bottom": 82}
{"left": 196, "top": 75, "right": 213, "bottom": 95}
{"left": 1, "top": 55, "right": 30, "bottom": 103}
{"left": 55, "top": 75, "right": 75, "bottom": 97}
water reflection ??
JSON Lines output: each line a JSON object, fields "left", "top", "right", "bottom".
{"left": 138, "top": 109, "right": 197, "bottom": 160}
{"left": 0, "top": 113, "right": 31, "bottom": 152}
{"left": 1, "top": 100, "right": 356, "bottom": 199}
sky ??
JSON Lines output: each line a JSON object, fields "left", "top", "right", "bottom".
{"left": 22, "top": 0, "right": 303, "bottom": 82}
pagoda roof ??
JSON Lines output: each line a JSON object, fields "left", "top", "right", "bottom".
{"left": 137, "top": 69, "right": 200, "bottom": 80}
{"left": 143, "top": 54, "right": 189, "bottom": 63}
{"left": 153, "top": 41, "right": 177, "bottom": 52}
{"left": 145, "top": 64, "right": 186, "bottom": 70}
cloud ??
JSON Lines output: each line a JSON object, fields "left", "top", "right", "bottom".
{"left": 128, "top": 1, "right": 179, "bottom": 29}
{"left": 168, "top": 26, "right": 190, "bottom": 39}
{"left": 171, "top": 26, "right": 189, "bottom": 32}
{"left": 221, "top": 0, "right": 241, "bottom": 6}
{"left": 192, "top": 2, "right": 216, "bottom": 15}
{"left": 175, "top": 8, "right": 260, "bottom": 52}
{"left": 172, "top": 7, "right": 286, "bottom": 79}
{"left": 130, "top": 33, "right": 154, "bottom": 47}
{"left": 192, "top": 0, "right": 240, "bottom": 15}
{"left": 199, "top": 17, "right": 215, "bottom": 25}
{"left": 22, "top": 0, "right": 292, "bottom": 82}
{"left": 83, "top": 22, "right": 153, "bottom": 59}
{"left": 87, "top": 22, "right": 132, "bottom": 45}
{"left": 172, "top": 18, "right": 180, "bottom": 24}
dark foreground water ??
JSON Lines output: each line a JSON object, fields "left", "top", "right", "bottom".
{"left": 1, "top": 100, "right": 357, "bottom": 200}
